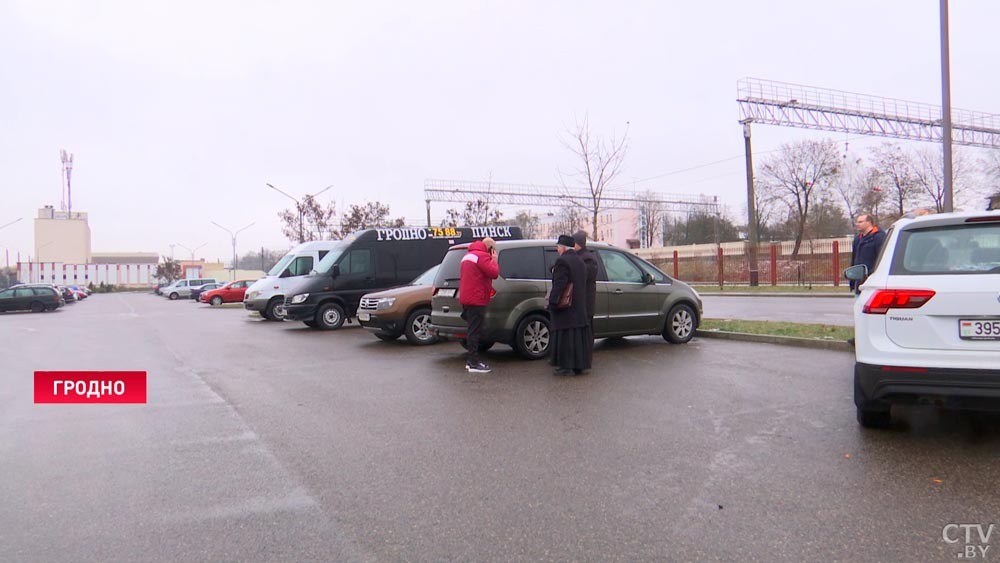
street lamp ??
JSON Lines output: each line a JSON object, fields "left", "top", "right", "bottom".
{"left": 175, "top": 242, "right": 207, "bottom": 263}
{"left": 266, "top": 182, "right": 334, "bottom": 243}
{"left": 211, "top": 221, "right": 255, "bottom": 281}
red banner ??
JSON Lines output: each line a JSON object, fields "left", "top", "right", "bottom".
{"left": 34, "top": 371, "right": 147, "bottom": 404}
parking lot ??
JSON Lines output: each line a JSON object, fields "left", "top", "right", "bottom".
{"left": 4, "top": 293, "right": 1000, "bottom": 561}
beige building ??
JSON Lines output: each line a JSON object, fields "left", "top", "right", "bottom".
{"left": 34, "top": 206, "right": 91, "bottom": 263}
{"left": 540, "top": 208, "right": 641, "bottom": 249}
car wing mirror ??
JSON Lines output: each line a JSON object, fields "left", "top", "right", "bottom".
{"left": 643, "top": 272, "right": 655, "bottom": 285}
{"left": 843, "top": 264, "right": 868, "bottom": 281}
{"left": 331, "top": 264, "right": 340, "bottom": 278}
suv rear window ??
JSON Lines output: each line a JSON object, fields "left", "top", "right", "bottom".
{"left": 890, "top": 223, "right": 1000, "bottom": 275}
{"left": 434, "top": 248, "right": 466, "bottom": 287}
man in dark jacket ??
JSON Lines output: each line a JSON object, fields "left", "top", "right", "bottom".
{"left": 849, "top": 213, "right": 887, "bottom": 294}
{"left": 548, "top": 234, "right": 591, "bottom": 375}
{"left": 459, "top": 238, "right": 499, "bottom": 373}
{"left": 573, "top": 230, "right": 598, "bottom": 367}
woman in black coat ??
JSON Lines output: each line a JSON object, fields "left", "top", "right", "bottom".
{"left": 548, "top": 234, "right": 592, "bottom": 375}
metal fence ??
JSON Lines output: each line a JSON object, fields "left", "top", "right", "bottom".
{"left": 633, "top": 237, "right": 854, "bottom": 287}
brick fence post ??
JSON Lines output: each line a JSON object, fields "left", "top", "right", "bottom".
{"left": 832, "top": 240, "right": 840, "bottom": 287}
{"left": 770, "top": 244, "right": 778, "bottom": 286}
{"left": 717, "top": 246, "right": 724, "bottom": 288}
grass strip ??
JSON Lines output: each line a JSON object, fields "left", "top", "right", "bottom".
{"left": 701, "top": 319, "right": 853, "bottom": 341}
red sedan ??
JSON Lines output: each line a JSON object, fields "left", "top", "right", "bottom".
{"left": 201, "top": 280, "right": 255, "bottom": 306}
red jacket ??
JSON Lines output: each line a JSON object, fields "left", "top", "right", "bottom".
{"left": 459, "top": 240, "right": 499, "bottom": 306}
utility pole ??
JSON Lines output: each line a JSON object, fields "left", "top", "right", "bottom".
{"left": 940, "top": 0, "right": 954, "bottom": 212}
{"left": 741, "top": 119, "right": 760, "bottom": 286}
{"left": 266, "top": 182, "right": 334, "bottom": 242}
{"left": 212, "top": 221, "right": 255, "bottom": 281}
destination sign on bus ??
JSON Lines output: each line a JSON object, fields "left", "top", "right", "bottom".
{"left": 374, "top": 226, "right": 519, "bottom": 242}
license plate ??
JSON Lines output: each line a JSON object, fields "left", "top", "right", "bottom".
{"left": 436, "top": 288, "right": 457, "bottom": 298}
{"left": 357, "top": 312, "right": 370, "bottom": 322}
{"left": 959, "top": 319, "right": 1000, "bottom": 340}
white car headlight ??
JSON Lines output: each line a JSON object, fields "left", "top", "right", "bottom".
{"left": 290, "top": 293, "right": 309, "bottom": 304}
{"left": 247, "top": 291, "right": 259, "bottom": 300}
{"left": 375, "top": 297, "right": 396, "bottom": 310}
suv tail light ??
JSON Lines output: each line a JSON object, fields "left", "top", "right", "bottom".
{"left": 863, "top": 289, "right": 935, "bottom": 314}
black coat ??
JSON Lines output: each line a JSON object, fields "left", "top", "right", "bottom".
{"left": 548, "top": 249, "right": 589, "bottom": 330}
{"left": 577, "top": 247, "right": 599, "bottom": 318}
{"left": 850, "top": 227, "right": 887, "bottom": 290}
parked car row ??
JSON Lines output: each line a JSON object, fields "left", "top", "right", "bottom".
{"left": 156, "top": 278, "right": 255, "bottom": 306}
{"left": 157, "top": 278, "right": 220, "bottom": 300}
{"left": 0, "top": 282, "right": 91, "bottom": 313}
{"left": 233, "top": 227, "right": 703, "bottom": 361}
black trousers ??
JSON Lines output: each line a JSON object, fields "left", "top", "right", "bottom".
{"left": 461, "top": 306, "right": 486, "bottom": 364}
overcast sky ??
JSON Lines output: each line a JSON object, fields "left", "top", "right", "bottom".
{"left": 2, "top": 0, "right": 998, "bottom": 263}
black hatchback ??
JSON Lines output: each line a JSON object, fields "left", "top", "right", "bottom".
{"left": 0, "top": 286, "right": 66, "bottom": 312}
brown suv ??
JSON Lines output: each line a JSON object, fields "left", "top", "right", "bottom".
{"left": 357, "top": 265, "right": 439, "bottom": 345}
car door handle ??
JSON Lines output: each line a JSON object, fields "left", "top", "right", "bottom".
{"left": 614, "top": 288, "right": 624, "bottom": 294}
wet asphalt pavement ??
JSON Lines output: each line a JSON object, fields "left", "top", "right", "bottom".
{"left": 700, "top": 294, "right": 854, "bottom": 326}
{"left": 3, "top": 293, "right": 1000, "bottom": 562}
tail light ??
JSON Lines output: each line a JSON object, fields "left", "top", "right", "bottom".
{"left": 432, "top": 288, "right": 439, "bottom": 296}
{"left": 863, "top": 289, "right": 935, "bottom": 314}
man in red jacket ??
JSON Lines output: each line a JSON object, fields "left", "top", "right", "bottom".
{"left": 459, "top": 237, "right": 499, "bottom": 373}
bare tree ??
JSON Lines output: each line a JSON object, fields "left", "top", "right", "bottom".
{"left": 751, "top": 179, "right": 783, "bottom": 242}
{"left": 870, "top": 142, "right": 919, "bottom": 220}
{"left": 830, "top": 154, "right": 874, "bottom": 221}
{"left": 340, "top": 201, "right": 406, "bottom": 235}
{"left": 759, "top": 139, "right": 841, "bottom": 259}
{"left": 806, "top": 196, "right": 852, "bottom": 238}
{"left": 981, "top": 151, "right": 1000, "bottom": 208}
{"left": 636, "top": 192, "right": 665, "bottom": 248}
{"left": 440, "top": 199, "right": 504, "bottom": 227}
{"left": 548, "top": 207, "right": 587, "bottom": 238}
{"left": 154, "top": 259, "right": 183, "bottom": 283}
{"left": 560, "top": 116, "right": 628, "bottom": 241}
{"left": 664, "top": 211, "right": 739, "bottom": 245}
{"left": 855, "top": 167, "right": 890, "bottom": 225}
{"left": 911, "top": 146, "right": 979, "bottom": 212}
{"left": 510, "top": 210, "right": 542, "bottom": 239}
{"left": 278, "top": 195, "right": 337, "bottom": 243}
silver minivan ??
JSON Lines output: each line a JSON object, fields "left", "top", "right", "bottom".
{"left": 162, "top": 278, "right": 219, "bottom": 300}
{"left": 244, "top": 240, "right": 341, "bottom": 321}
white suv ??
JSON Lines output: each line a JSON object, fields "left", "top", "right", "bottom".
{"left": 846, "top": 211, "right": 1000, "bottom": 428}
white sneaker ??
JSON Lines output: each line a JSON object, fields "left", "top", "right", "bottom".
{"left": 466, "top": 362, "right": 492, "bottom": 374}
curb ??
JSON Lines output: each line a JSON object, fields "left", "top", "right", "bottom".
{"left": 695, "top": 329, "right": 854, "bottom": 352}
{"left": 697, "top": 292, "right": 854, "bottom": 298}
